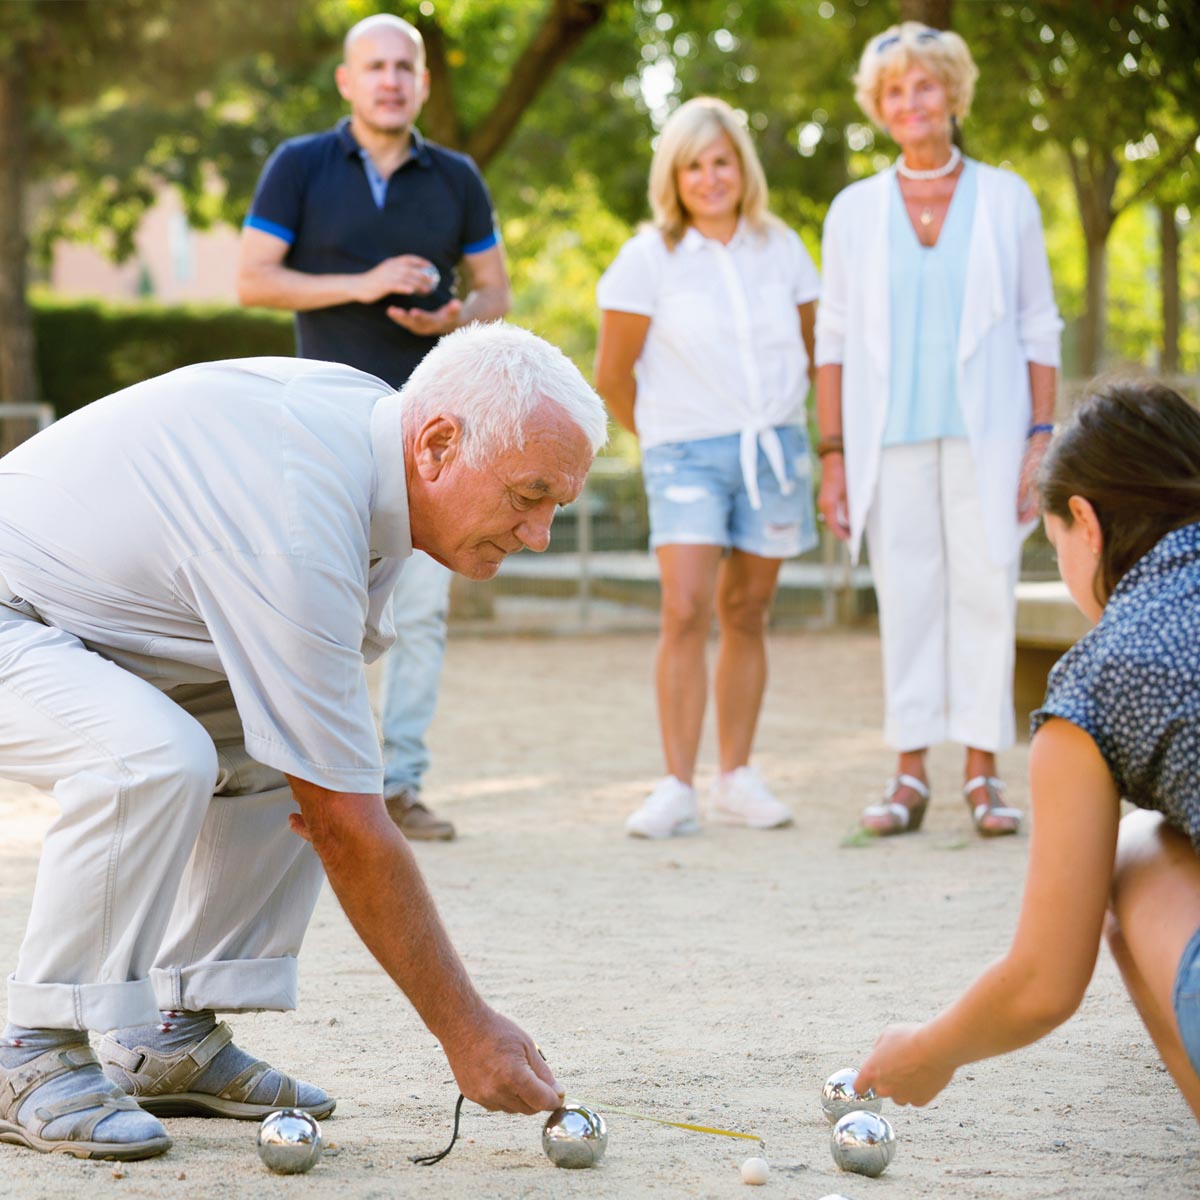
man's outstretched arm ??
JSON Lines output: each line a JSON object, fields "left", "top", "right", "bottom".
{"left": 285, "top": 774, "right": 562, "bottom": 1114}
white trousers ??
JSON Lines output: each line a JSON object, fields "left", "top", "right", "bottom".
{"left": 864, "top": 439, "right": 1018, "bottom": 753}
{"left": 0, "top": 607, "right": 325, "bottom": 1032}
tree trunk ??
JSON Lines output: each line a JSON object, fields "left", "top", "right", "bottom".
{"left": 464, "top": 0, "right": 608, "bottom": 168}
{"left": 1159, "top": 201, "right": 1180, "bottom": 376}
{"left": 898, "top": 0, "right": 953, "bottom": 28}
{"left": 1067, "top": 148, "right": 1118, "bottom": 377}
{"left": 0, "top": 49, "right": 39, "bottom": 451}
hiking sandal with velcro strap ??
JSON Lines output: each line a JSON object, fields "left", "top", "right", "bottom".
{"left": 98, "top": 1021, "right": 335, "bottom": 1121}
{"left": 0, "top": 1043, "right": 170, "bottom": 1160}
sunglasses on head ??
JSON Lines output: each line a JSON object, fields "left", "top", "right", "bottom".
{"left": 873, "top": 27, "right": 940, "bottom": 55}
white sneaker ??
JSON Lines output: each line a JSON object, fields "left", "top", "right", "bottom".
{"left": 625, "top": 777, "right": 700, "bottom": 839}
{"left": 710, "top": 767, "right": 793, "bottom": 829}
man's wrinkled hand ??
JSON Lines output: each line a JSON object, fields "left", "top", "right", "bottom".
{"left": 288, "top": 811, "right": 312, "bottom": 843}
{"left": 442, "top": 1007, "right": 563, "bottom": 1115}
{"left": 386, "top": 299, "right": 463, "bottom": 336}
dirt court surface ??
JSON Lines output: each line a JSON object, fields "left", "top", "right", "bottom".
{"left": 2, "top": 629, "right": 1198, "bottom": 1199}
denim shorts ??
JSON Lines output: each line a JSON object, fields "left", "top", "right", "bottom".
{"left": 641, "top": 426, "right": 817, "bottom": 559}
{"left": 1173, "top": 923, "right": 1200, "bottom": 1077}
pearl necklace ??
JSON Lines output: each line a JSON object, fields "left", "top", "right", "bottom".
{"left": 896, "top": 144, "right": 961, "bottom": 180}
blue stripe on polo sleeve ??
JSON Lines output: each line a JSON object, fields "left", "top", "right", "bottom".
{"left": 462, "top": 231, "right": 499, "bottom": 255}
{"left": 244, "top": 214, "right": 296, "bottom": 245}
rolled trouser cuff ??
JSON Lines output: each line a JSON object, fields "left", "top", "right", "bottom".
{"left": 7, "top": 973, "right": 159, "bottom": 1033}
{"left": 151, "top": 957, "right": 298, "bottom": 1014}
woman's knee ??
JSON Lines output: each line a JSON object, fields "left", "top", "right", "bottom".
{"left": 1112, "top": 809, "right": 1169, "bottom": 896}
{"left": 660, "top": 588, "right": 714, "bottom": 638}
{"left": 717, "top": 586, "right": 773, "bottom": 636}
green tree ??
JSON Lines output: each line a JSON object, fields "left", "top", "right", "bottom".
{"left": 0, "top": 0, "right": 313, "bottom": 421}
{"left": 965, "top": 1, "right": 1200, "bottom": 373}
{"left": 14, "top": 0, "right": 623, "bottom": 417}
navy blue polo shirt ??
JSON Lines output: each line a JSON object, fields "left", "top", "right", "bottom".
{"left": 245, "top": 119, "right": 499, "bottom": 388}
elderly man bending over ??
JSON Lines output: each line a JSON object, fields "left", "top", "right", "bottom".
{"left": 0, "top": 323, "right": 605, "bottom": 1160}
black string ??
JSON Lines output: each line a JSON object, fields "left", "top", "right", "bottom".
{"left": 409, "top": 1092, "right": 465, "bottom": 1165}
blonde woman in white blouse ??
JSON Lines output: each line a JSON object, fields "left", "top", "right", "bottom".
{"left": 595, "top": 97, "right": 820, "bottom": 839}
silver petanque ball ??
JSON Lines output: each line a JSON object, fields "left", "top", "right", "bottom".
{"left": 257, "top": 1108, "right": 323, "bottom": 1175}
{"left": 831, "top": 1110, "right": 896, "bottom": 1178}
{"left": 821, "top": 1068, "right": 882, "bottom": 1125}
{"left": 419, "top": 264, "right": 441, "bottom": 289}
{"left": 541, "top": 1103, "right": 608, "bottom": 1169}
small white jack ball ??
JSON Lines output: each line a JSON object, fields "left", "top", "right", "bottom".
{"left": 740, "top": 1156, "right": 770, "bottom": 1185}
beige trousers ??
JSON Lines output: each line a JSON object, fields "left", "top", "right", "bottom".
{"left": 0, "top": 603, "right": 326, "bottom": 1032}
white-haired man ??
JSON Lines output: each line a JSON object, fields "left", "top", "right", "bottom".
{"left": 237, "top": 13, "right": 509, "bottom": 842}
{"left": 0, "top": 324, "right": 606, "bottom": 1160}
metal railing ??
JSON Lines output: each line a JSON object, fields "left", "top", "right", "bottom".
{"left": 460, "top": 375, "right": 1200, "bottom": 633}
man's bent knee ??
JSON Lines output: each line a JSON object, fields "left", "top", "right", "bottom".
{"left": 125, "top": 713, "right": 219, "bottom": 806}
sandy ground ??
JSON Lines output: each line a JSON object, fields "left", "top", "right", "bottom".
{"left": 2, "top": 628, "right": 1198, "bottom": 1200}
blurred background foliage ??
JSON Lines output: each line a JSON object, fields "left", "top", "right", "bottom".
{"left": 3, "top": 0, "right": 1197, "bottom": 435}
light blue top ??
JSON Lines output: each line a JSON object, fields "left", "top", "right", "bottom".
{"left": 358, "top": 150, "right": 392, "bottom": 209}
{"left": 883, "top": 159, "right": 978, "bottom": 446}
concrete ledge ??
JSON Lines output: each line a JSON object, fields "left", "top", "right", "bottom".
{"left": 1013, "top": 580, "right": 1091, "bottom": 737}
{"left": 1015, "top": 580, "right": 1092, "bottom": 649}
{"left": 470, "top": 550, "right": 877, "bottom": 628}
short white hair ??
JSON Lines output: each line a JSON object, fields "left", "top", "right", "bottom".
{"left": 401, "top": 323, "right": 608, "bottom": 469}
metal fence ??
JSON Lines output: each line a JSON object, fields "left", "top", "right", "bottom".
{"left": 0, "top": 403, "right": 55, "bottom": 456}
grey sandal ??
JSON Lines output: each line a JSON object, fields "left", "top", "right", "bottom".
{"left": 98, "top": 1021, "right": 335, "bottom": 1121}
{"left": 0, "top": 1044, "right": 170, "bottom": 1160}
{"left": 964, "top": 775, "right": 1022, "bottom": 837}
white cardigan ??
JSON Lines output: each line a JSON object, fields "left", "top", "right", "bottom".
{"left": 815, "top": 161, "right": 1063, "bottom": 567}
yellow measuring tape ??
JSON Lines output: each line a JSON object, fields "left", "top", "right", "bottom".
{"left": 571, "top": 1096, "right": 762, "bottom": 1144}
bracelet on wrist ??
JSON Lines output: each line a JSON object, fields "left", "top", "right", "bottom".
{"left": 1026, "top": 423, "right": 1054, "bottom": 438}
{"left": 816, "top": 436, "right": 844, "bottom": 458}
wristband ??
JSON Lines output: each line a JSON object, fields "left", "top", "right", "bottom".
{"left": 1027, "top": 423, "right": 1054, "bottom": 438}
{"left": 816, "top": 435, "right": 844, "bottom": 458}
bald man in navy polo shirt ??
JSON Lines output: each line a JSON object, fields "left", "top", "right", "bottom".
{"left": 237, "top": 13, "right": 511, "bottom": 843}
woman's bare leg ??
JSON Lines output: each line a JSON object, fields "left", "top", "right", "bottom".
{"left": 1107, "top": 809, "right": 1200, "bottom": 1121}
{"left": 654, "top": 544, "right": 724, "bottom": 784}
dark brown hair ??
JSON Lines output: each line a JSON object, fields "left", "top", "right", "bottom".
{"left": 1039, "top": 379, "right": 1200, "bottom": 604}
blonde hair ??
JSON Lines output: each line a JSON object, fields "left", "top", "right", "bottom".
{"left": 648, "top": 97, "right": 776, "bottom": 248}
{"left": 853, "top": 22, "right": 978, "bottom": 129}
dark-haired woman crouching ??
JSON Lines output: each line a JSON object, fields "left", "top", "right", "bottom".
{"left": 855, "top": 379, "right": 1200, "bottom": 1123}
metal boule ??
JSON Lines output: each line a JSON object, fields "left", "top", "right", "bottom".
{"left": 542, "top": 1103, "right": 608, "bottom": 1169}
{"left": 821, "top": 1067, "right": 882, "bottom": 1125}
{"left": 257, "top": 1107, "right": 323, "bottom": 1175}
{"left": 830, "top": 1110, "right": 896, "bottom": 1178}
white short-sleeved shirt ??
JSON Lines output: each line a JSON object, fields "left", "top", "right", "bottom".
{"left": 596, "top": 221, "right": 820, "bottom": 451}
{"left": 0, "top": 358, "right": 412, "bottom": 793}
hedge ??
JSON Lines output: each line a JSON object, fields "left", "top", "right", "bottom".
{"left": 32, "top": 295, "right": 295, "bottom": 419}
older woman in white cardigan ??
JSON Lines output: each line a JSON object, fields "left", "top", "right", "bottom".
{"left": 815, "top": 22, "right": 1062, "bottom": 837}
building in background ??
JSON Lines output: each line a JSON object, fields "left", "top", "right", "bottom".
{"left": 49, "top": 185, "right": 240, "bottom": 304}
